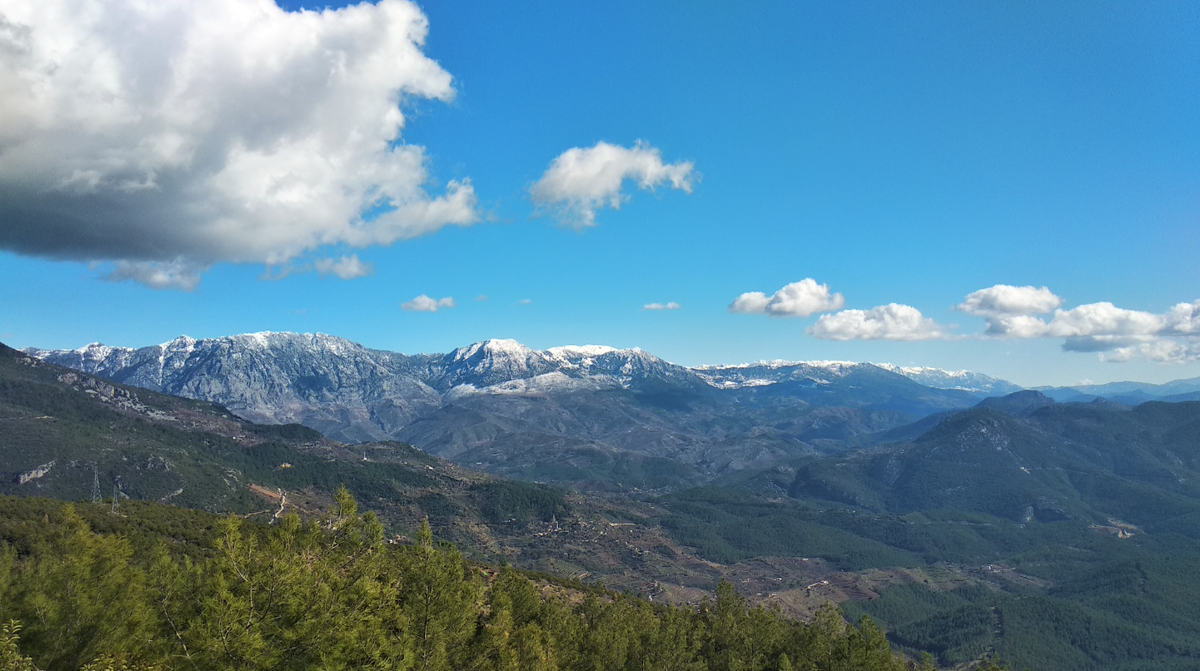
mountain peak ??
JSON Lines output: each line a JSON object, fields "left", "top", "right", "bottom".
{"left": 448, "top": 339, "right": 534, "bottom": 362}
{"left": 547, "top": 344, "right": 619, "bottom": 359}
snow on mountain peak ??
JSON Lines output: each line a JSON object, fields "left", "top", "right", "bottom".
{"left": 481, "top": 339, "right": 533, "bottom": 355}
{"left": 873, "top": 363, "right": 1022, "bottom": 394}
{"left": 74, "top": 342, "right": 111, "bottom": 354}
{"left": 693, "top": 359, "right": 858, "bottom": 371}
{"left": 547, "top": 345, "right": 618, "bottom": 358}
{"left": 159, "top": 335, "right": 197, "bottom": 353}
{"left": 68, "top": 342, "right": 126, "bottom": 363}
{"left": 448, "top": 339, "right": 535, "bottom": 363}
{"left": 28, "top": 331, "right": 1025, "bottom": 402}
{"left": 876, "top": 363, "right": 969, "bottom": 377}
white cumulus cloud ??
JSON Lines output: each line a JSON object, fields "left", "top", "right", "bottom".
{"left": 529, "top": 141, "right": 695, "bottom": 229}
{"left": 955, "top": 285, "right": 1062, "bottom": 336}
{"left": 643, "top": 302, "right": 681, "bottom": 311}
{"left": 401, "top": 295, "right": 455, "bottom": 312}
{"left": 729, "top": 279, "right": 845, "bottom": 318}
{"left": 959, "top": 285, "right": 1063, "bottom": 316}
{"left": 0, "top": 0, "right": 477, "bottom": 289}
{"left": 807, "top": 304, "right": 949, "bottom": 341}
{"left": 1045, "top": 302, "right": 1164, "bottom": 338}
{"left": 1163, "top": 300, "right": 1200, "bottom": 335}
{"left": 958, "top": 285, "right": 1200, "bottom": 363}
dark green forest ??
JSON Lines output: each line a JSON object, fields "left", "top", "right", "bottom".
{"left": 0, "top": 494, "right": 988, "bottom": 671}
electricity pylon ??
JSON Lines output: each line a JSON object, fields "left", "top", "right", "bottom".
{"left": 91, "top": 466, "right": 101, "bottom": 504}
{"left": 111, "top": 483, "right": 120, "bottom": 514}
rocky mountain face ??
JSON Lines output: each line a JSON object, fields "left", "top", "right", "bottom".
{"left": 874, "top": 363, "right": 1025, "bottom": 395}
{"left": 28, "top": 332, "right": 1013, "bottom": 488}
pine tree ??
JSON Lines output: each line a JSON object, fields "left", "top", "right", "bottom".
{"left": 398, "top": 520, "right": 481, "bottom": 671}
{"left": 7, "top": 506, "right": 156, "bottom": 671}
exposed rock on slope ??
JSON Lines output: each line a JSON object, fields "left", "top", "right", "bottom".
{"left": 28, "top": 333, "right": 1005, "bottom": 487}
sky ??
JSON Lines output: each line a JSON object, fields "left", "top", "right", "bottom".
{"left": 1, "top": 0, "right": 1198, "bottom": 387}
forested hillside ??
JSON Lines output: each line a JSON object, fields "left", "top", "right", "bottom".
{"left": 0, "top": 494, "right": 963, "bottom": 671}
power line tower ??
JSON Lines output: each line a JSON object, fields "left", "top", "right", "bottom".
{"left": 91, "top": 466, "right": 102, "bottom": 504}
{"left": 111, "top": 483, "right": 120, "bottom": 515}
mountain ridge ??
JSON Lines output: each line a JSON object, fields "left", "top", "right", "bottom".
{"left": 29, "top": 331, "right": 1189, "bottom": 490}
{"left": 27, "top": 330, "right": 1023, "bottom": 395}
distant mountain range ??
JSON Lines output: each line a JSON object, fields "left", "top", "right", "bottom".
{"left": 25, "top": 332, "right": 1200, "bottom": 489}
{"left": 1036, "top": 377, "right": 1200, "bottom": 404}
{"left": 24, "top": 332, "right": 1009, "bottom": 488}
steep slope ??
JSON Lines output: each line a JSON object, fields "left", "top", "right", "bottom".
{"left": 0, "top": 340, "right": 465, "bottom": 514}
{"left": 26, "top": 333, "right": 443, "bottom": 443}
{"left": 782, "top": 396, "right": 1200, "bottom": 531}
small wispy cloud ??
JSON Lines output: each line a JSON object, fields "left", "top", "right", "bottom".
{"left": 475, "top": 294, "right": 488, "bottom": 302}
{"left": 516, "top": 299, "right": 532, "bottom": 305}
{"left": 314, "top": 255, "right": 373, "bottom": 280}
{"left": 401, "top": 295, "right": 456, "bottom": 312}
{"left": 102, "top": 258, "right": 204, "bottom": 292}
{"left": 643, "top": 302, "right": 681, "bottom": 311}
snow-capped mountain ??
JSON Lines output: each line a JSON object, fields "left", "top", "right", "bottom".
{"left": 693, "top": 360, "right": 862, "bottom": 390}
{"left": 26, "top": 332, "right": 1018, "bottom": 487}
{"left": 27, "top": 333, "right": 443, "bottom": 442}
{"left": 873, "top": 364, "right": 1024, "bottom": 395}
{"left": 430, "top": 339, "right": 702, "bottom": 392}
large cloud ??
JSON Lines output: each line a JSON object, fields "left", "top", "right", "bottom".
{"left": 729, "top": 279, "right": 845, "bottom": 317}
{"left": 959, "top": 285, "right": 1200, "bottom": 362}
{"left": 1046, "top": 302, "right": 1195, "bottom": 360}
{"left": 529, "top": 141, "right": 694, "bottom": 229}
{"left": 807, "top": 304, "right": 948, "bottom": 341}
{"left": 1045, "top": 302, "right": 1164, "bottom": 338}
{"left": 0, "top": 0, "right": 477, "bottom": 289}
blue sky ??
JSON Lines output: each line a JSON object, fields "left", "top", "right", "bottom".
{"left": 1, "top": 0, "right": 1198, "bottom": 387}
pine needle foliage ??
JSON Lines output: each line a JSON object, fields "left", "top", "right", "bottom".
{"left": 0, "top": 494, "right": 988, "bottom": 671}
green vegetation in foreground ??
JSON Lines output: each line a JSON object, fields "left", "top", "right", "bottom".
{"left": 0, "top": 493, "right": 987, "bottom": 671}
{"left": 653, "top": 487, "right": 1200, "bottom": 671}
